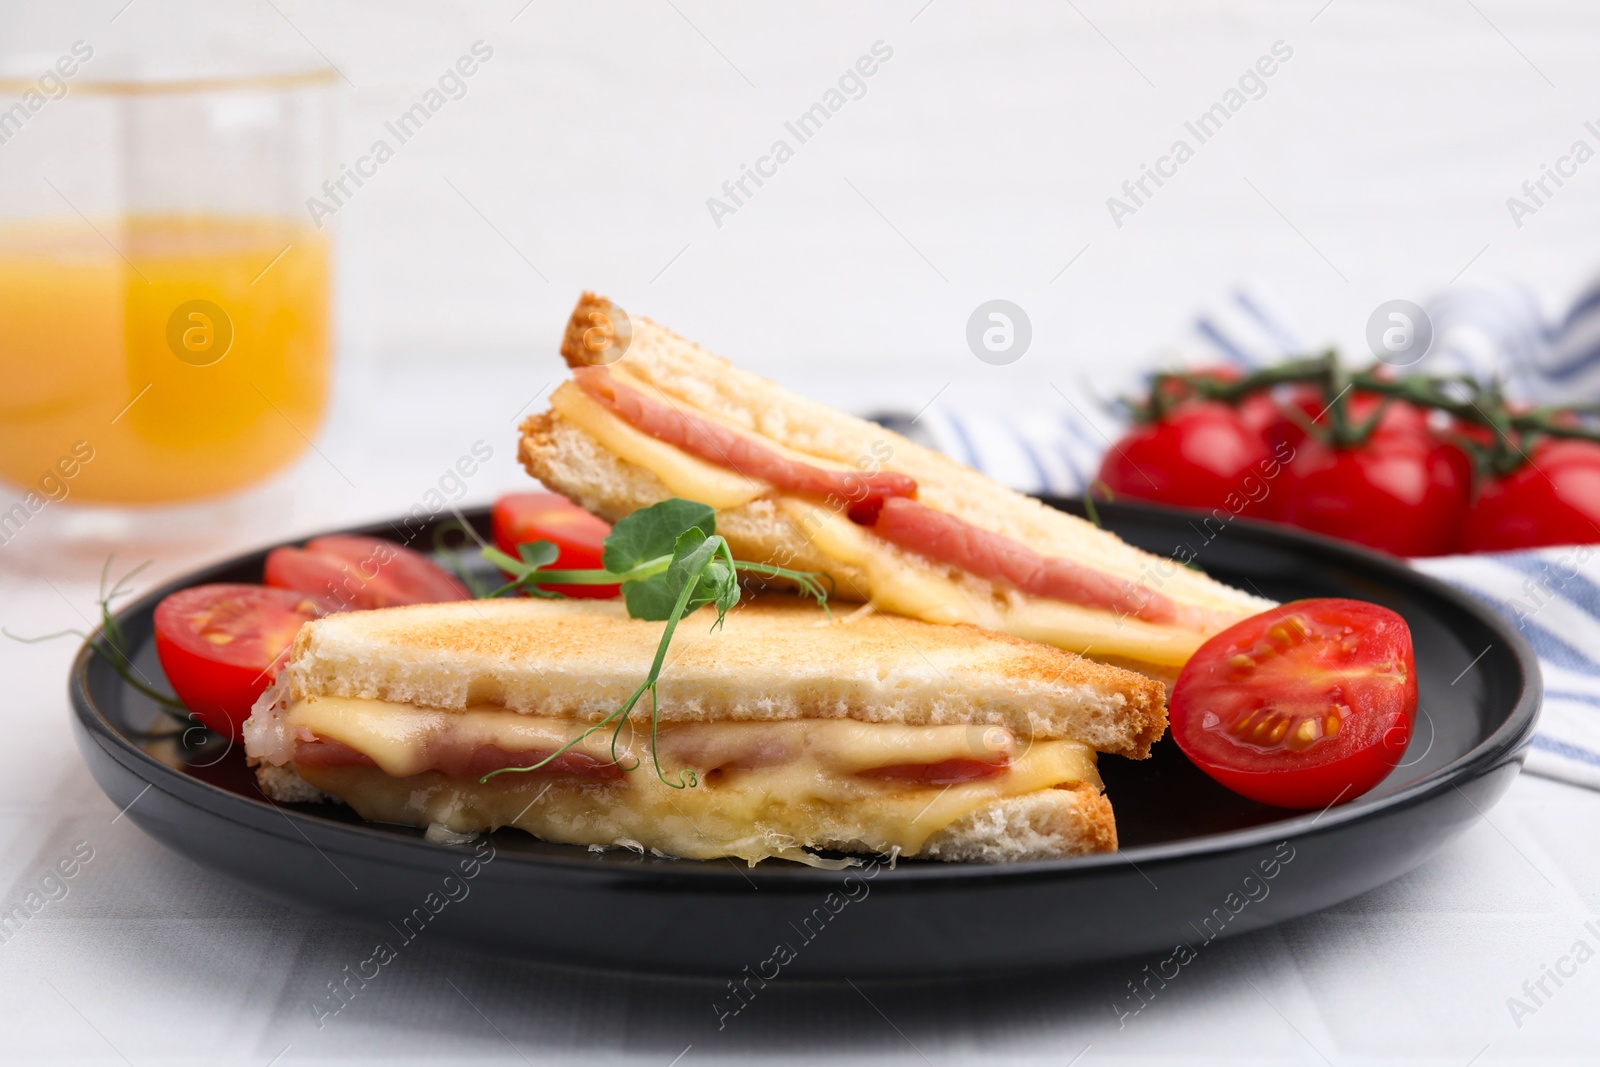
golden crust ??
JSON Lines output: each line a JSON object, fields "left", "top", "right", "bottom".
{"left": 272, "top": 596, "right": 1166, "bottom": 759}
{"left": 548, "top": 294, "right": 1268, "bottom": 618}
{"left": 561, "top": 291, "right": 625, "bottom": 368}
{"left": 924, "top": 782, "right": 1117, "bottom": 859}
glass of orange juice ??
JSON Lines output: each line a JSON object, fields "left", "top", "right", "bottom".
{"left": 0, "top": 56, "right": 336, "bottom": 559}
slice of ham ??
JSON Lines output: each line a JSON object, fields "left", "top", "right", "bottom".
{"left": 574, "top": 366, "right": 918, "bottom": 508}
{"left": 867, "top": 497, "right": 1178, "bottom": 625}
{"left": 858, "top": 758, "right": 1010, "bottom": 786}
{"left": 573, "top": 365, "right": 1173, "bottom": 624}
{"left": 295, "top": 735, "right": 1006, "bottom": 787}
{"left": 292, "top": 737, "right": 626, "bottom": 780}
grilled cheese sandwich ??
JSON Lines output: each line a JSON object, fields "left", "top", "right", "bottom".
{"left": 521, "top": 293, "right": 1273, "bottom": 679}
{"left": 243, "top": 597, "right": 1165, "bottom": 864}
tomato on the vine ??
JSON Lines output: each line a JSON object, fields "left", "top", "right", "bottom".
{"left": 1118, "top": 358, "right": 1600, "bottom": 556}
{"left": 1464, "top": 439, "right": 1600, "bottom": 551}
{"left": 1236, "top": 391, "right": 1287, "bottom": 443}
{"left": 1169, "top": 598, "right": 1417, "bottom": 809}
{"left": 1097, "top": 402, "right": 1277, "bottom": 517}
{"left": 1268, "top": 387, "right": 1430, "bottom": 453}
{"left": 1280, "top": 428, "right": 1471, "bottom": 557}
{"left": 1153, "top": 366, "right": 1282, "bottom": 441}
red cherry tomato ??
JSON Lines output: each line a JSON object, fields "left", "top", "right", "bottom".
{"left": 265, "top": 535, "right": 470, "bottom": 610}
{"left": 1236, "top": 392, "right": 1287, "bottom": 443}
{"left": 1464, "top": 439, "right": 1600, "bottom": 550}
{"left": 1280, "top": 430, "right": 1470, "bottom": 556}
{"left": 1152, "top": 367, "right": 1283, "bottom": 442}
{"left": 1169, "top": 598, "right": 1416, "bottom": 809}
{"left": 1151, "top": 367, "right": 1249, "bottom": 412}
{"left": 154, "top": 584, "right": 332, "bottom": 742}
{"left": 1260, "top": 384, "right": 1318, "bottom": 454}
{"left": 1267, "top": 387, "right": 1429, "bottom": 453}
{"left": 1352, "top": 394, "right": 1430, "bottom": 437}
{"left": 492, "top": 492, "right": 620, "bottom": 599}
{"left": 1098, "top": 402, "right": 1276, "bottom": 517}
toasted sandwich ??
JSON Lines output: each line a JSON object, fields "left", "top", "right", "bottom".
{"left": 243, "top": 597, "right": 1166, "bottom": 864}
{"left": 520, "top": 294, "right": 1272, "bottom": 681}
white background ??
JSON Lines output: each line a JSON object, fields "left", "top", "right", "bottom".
{"left": 7, "top": 0, "right": 1600, "bottom": 528}
{"left": 12, "top": 0, "right": 1600, "bottom": 425}
{"left": 2, "top": 2, "right": 1600, "bottom": 1064}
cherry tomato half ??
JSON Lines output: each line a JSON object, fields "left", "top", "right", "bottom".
{"left": 1464, "top": 439, "right": 1600, "bottom": 551}
{"left": 1280, "top": 430, "right": 1471, "bottom": 557}
{"left": 1169, "top": 598, "right": 1416, "bottom": 809}
{"left": 154, "top": 584, "right": 332, "bottom": 743}
{"left": 492, "top": 492, "right": 620, "bottom": 598}
{"left": 1097, "top": 402, "right": 1276, "bottom": 517}
{"left": 265, "top": 534, "right": 470, "bottom": 611}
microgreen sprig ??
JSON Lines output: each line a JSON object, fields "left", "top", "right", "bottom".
{"left": 476, "top": 498, "right": 831, "bottom": 788}
{"left": 3, "top": 556, "right": 189, "bottom": 718}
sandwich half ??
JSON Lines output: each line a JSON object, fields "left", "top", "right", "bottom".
{"left": 520, "top": 293, "right": 1272, "bottom": 681}
{"left": 243, "top": 597, "right": 1166, "bottom": 864}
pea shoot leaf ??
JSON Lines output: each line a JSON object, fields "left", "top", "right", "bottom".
{"left": 511, "top": 540, "right": 564, "bottom": 598}
{"left": 517, "top": 540, "right": 560, "bottom": 568}
{"left": 602, "top": 498, "right": 716, "bottom": 576}
{"left": 623, "top": 526, "right": 733, "bottom": 621}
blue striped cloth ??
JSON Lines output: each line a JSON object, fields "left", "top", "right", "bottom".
{"left": 901, "top": 279, "right": 1600, "bottom": 790}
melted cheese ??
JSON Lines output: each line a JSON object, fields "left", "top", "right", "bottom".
{"left": 556, "top": 385, "right": 1212, "bottom": 667}
{"left": 551, "top": 381, "right": 769, "bottom": 508}
{"left": 278, "top": 697, "right": 1099, "bottom": 863}
{"left": 785, "top": 501, "right": 1204, "bottom": 665}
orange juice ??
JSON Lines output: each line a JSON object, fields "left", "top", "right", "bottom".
{"left": 0, "top": 215, "right": 331, "bottom": 503}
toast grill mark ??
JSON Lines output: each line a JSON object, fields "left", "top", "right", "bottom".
{"left": 573, "top": 364, "right": 1173, "bottom": 622}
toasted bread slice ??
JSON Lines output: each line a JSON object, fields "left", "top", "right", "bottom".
{"left": 244, "top": 597, "right": 1163, "bottom": 863}
{"left": 262, "top": 596, "right": 1165, "bottom": 756}
{"left": 521, "top": 294, "right": 1272, "bottom": 677}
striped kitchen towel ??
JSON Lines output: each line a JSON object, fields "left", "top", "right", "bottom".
{"left": 885, "top": 276, "right": 1600, "bottom": 790}
{"left": 1413, "top": 548, "right": 1600, "bottom": 790}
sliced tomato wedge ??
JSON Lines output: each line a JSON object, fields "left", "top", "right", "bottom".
{"left": 265, "top": 534, "right": 470, "bottom": 610}
{"left": 492, "top": 492, "right": 620, "bottom": 598}
{"left": 154, "top": 584, "right": 332, "bottom": 743}
{"left": 1168, "top": 598, "right": 1416, "bottom": 809}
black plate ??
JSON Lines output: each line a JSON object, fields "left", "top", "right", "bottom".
{"left": 70, "top": 501, "right": 1538, "bottom": 978}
